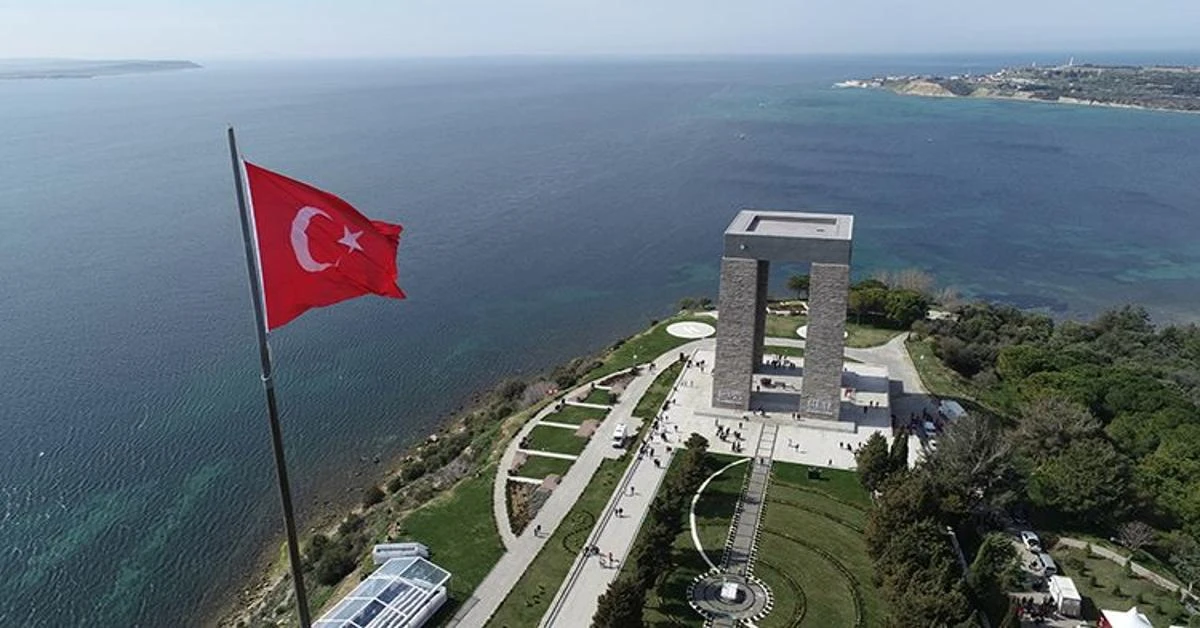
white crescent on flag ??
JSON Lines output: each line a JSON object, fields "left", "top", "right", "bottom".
{"left": 290, "top": 206, "right": 332, "bottom": 272}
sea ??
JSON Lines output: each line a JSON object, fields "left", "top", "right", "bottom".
{"left": 2, "top": 53, "right": 1199, "bottom": 627}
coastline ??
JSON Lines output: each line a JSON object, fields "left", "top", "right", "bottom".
{"left": 210, "top": 329, "right": 628, "bottom": 626}
{"left": 933, "top": 91, "right": 1200, "bottom": 115}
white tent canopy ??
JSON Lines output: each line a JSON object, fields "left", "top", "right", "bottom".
{"left": 1100, "top": 606, "right": 1154, "bottom": 628}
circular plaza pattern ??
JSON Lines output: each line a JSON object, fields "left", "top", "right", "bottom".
{"left": 690, "top": 573, "right": 771, "bottom": 622}
{"left": 667, "top": 321, "right": 716, "bottom": 339}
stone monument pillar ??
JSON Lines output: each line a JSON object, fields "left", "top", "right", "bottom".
{"left": 711, "top": 210, "right": 853, "bottom": 419}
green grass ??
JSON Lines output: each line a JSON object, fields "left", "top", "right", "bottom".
{"left": 395, "top": 466, "right": 504, "bottom": 620}
{"left": 905, "top": 337, "right": 1016, "bottom": 417}
{"left": 582, "top": 388, "right": 615, "bottom": 405}
{"left": 763, "top": 344, "right": 805, "bottom": 358}
{"left": 633, "top": 361, "right": 685, "bottom": 419}
{"left": 541, "top": 404, "right": 607, "bottom": 426}
{"left": 766, "top": 313, "right": 805, "bottom": 338}
{"left": 486, "top": 458, "right": 628, "bottom": 628}
{"left": 771, "top": 462, "right": 873, "bottom": 509}
{"left": 516, "top": 454, "right": 574, "bottom": 480}
{"left": 1050, "top": 546, "right": 1192, "bottom": 627}
{"left": 905, "top": 337, "right": 974, "bottom": 401}
{"left": 585, "top": 315, "right": 715, "bottom": 381}
{"left": 845, "top": 323, "right": 903, "bottom": 348}
{"left": 525, "top": 425, "right": 588, "bottom": 456}
{"left": 639, "top": 456, "right": 749, "bottom": 627}
{"left": 750, "top": 461, "right": 884, "bottom": 627}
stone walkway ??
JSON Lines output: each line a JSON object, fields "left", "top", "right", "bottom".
{"left": 451, "top": 341, "right": 703, "bottom": 628}
{"left": 540, "top": 351, "right": 698, "bottom": 628}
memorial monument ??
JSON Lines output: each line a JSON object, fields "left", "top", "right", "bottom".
{"left": 711, "top": 210, "right": 854, "bottom": 418}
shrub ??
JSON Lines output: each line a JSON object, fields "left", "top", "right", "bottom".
{"left": 362, "top": 485, "right": 385, "bottom": 508}
{"left": 386, "top": 476, "right": 405, "bottom": 493}
{"left": 402, "top": 461, "right": 427, "bottom": 482}
{"left": 338, "top": 513, "right": 364, "bottom": 536}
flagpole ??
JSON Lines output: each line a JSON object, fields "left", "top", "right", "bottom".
{"left": 227, "top": 126, "right": 313, "bottom": 628}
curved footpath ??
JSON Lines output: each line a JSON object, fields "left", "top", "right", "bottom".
{"left": 489, "top": 385, "right": 614, "bottom": 551}
{"left": 450, "top": 339, "right": 707, "bottom": 627}
{"left": 541, "top": 345, "right": 704, "bottom": 627}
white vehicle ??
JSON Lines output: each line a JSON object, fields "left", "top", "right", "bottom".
{"left": 612, "top": 423, "right": 628, "bottom": 448}
{"left": 923, "top": 420, "right": 937, "bottom": 434}
{"left": 1037, "top": 552, "right": 1057, "bottom": 576}
{"left": 1020, "top": 530, "right": 1041, "bottom": 551}
{"left": 1048, "top": 575, "right": 1082, "bottom": 617}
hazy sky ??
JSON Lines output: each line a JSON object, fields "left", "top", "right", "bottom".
{"left": 2, "top": 0, "right": 1198, "bottom": 59}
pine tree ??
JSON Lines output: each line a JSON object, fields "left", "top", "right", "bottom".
{"left": 856, "top": 432, "right": 892, "bottom": 492}
{"left": 889, "top": 432, "right": 910, "bottom": 474}
{"left": 592, "top": 578, "right": 646, "bottom": 628}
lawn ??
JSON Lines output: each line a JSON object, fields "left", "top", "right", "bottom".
{"left": 638, "top": 455, "right": 749, "bottom": 627}
{"left": 394, "top": 466, "right": 505, "bottom": 622}
{"left": 905, "top": 337, "right": 974, "bottom": 401}
{"left": 756, "top": 462, "right": 885, "bottom": 627}
{"left": 763, "top": 344, "right": 805, "bottom": 358}
{"left": 906, "top": 337, "right": 1015, "bottom": 416}
{"left": 516, "top": 454, "right": 574, "bottom": 480}
{"left": 766, "top": 313, "right": 805, "bottom": 338}
{"left": 586, "top": 315, "right": 716, "bottom": 381}
{"left": 845, "top": 323, "right": 903, "bottom": 348}
{"left": 486, "top": 458, "right": 628, "bottom": 628}
{"left": 582, "top": 388, "right": 615, "bottom": 405}
{"left": 633, "top": 361, "right": 684, "bottom": 420}
{"left": 525, "top": 425, "right": 588, "bottom": 456}
{"left": 542, "top": 404, "right": 607, "bottom": 426}
{"left": 1049, "top": 546, "right": 1192, "bottom": 627}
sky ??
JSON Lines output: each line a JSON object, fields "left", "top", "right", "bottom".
{"left": 1, "top": 0, "right": 1199, "bottom": 60}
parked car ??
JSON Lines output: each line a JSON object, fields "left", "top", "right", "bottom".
{"left": 1020, "top": 530, "right": 1042, "bottom": 551}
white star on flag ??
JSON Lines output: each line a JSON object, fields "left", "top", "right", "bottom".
{"left": 337, "top": 226, "right": 364, "bottom": 253}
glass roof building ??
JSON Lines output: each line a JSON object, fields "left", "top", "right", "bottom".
{"left": 315, "top": 556, "right": 451, "bottom": 628}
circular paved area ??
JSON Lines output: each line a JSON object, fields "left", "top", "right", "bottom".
{"left": 691, "top": 573, "right": 771, "bottom": 621}
{"left": 796, "top": 324, "right": 847, "bottom": 339}
{"left": 667, "top": 321, "right": 716, "bottom": 339}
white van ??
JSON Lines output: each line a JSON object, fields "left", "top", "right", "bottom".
{"left": 1037, "top": 552, "right": 1057, "bottom": 576}
{"left": 612, "top": 423, "right": 628, "bottom": 448}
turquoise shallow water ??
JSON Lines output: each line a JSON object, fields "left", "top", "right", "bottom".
{"left": 1, "top": 55, "right": 1199, "bottom": 626}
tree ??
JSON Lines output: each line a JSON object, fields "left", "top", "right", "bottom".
{"left": 592, "top": 578, "right": 645, "bottom": 628}
{"left": 684, "top": 433, "right": 710, "bottom": 452}
{"left": 787, "top": 273, "right": 810, "bottom": 299}
{"left": 855, "top": 432, "right": 893, "bottom": 493}
{"left": 883, "top": 289, "right": 930, "bottom": 329}
{"left": 968, "top": 533, "right": 1020, "bottom": 623}
{"left": 1116, "top": 521, "right": 1155, "bottom": 555}
{"left": 1011, "top": 397, "right": 1101, "bottom": 464}
{"left": 1028, "top": 438, "right": 1133, "bottom": 527}
{"left": 889, "top": 431, "right": 910, "bottom": 475}
{"left": 925, "top": 415, "right": 1021, "bottom": 521}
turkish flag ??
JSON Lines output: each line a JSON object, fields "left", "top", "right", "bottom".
{"left": 244, "top": 162, "right": 405, "bottom": 329}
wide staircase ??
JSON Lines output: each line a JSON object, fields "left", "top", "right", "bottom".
{"left": 706, "top": 423, "right": 778, "bottom": 628}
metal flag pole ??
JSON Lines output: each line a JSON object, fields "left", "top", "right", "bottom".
{"left": 227, "top": 126, "right": 313, "bottom": 628}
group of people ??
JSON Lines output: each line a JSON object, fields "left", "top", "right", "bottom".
{"left": 1013, "top": 596, "right": 1058, "bottom": 623}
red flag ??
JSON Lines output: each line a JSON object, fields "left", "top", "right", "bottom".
{"left": 244, "top": 162, "right": 404, "bottom": 329}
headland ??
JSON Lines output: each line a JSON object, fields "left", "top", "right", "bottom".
{"left": 837, "top": 62, "right": 1200, "bottom": 113}
{"left": 0, "top": 59, "right": 201, "bottom": 80}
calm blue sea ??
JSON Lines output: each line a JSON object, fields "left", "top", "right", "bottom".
{"left": 2, "top": 54, "right": 1199, "bottom": 626}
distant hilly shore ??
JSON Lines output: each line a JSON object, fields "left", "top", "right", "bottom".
{"left": 0, "top": 59, "right": 201, "bottom": 79}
